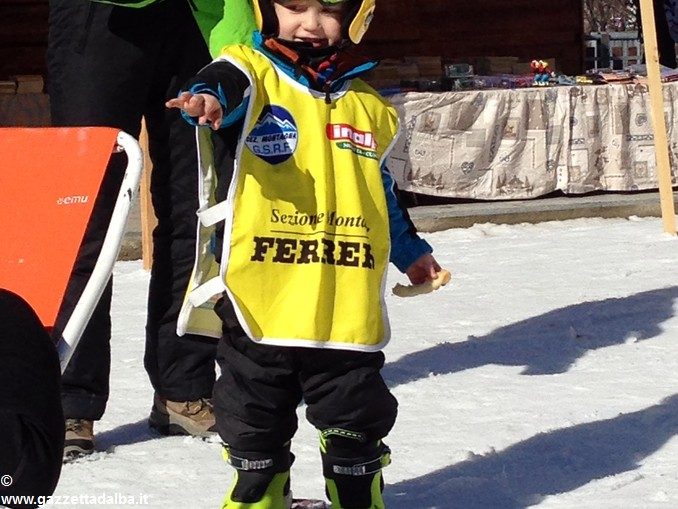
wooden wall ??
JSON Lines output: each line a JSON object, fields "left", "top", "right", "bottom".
{"left": 0, "top": 0, "right": 584, "bottom": 81}
{"left": 363, "top": 0, "right": 585, "bottom": 75}
{"left": 0, "top": 0, "right": 49, "bottom": 81}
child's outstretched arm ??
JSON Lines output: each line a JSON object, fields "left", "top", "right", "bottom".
{"left": 166, "top": 91, "right": 224, "bottom": 130}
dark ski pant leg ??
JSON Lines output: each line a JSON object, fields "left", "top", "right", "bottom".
{"left": 213, "top": 298, "right": 398, "bottom": 450}
{"left": 0, "top": 290, "right": 64, "bottom": 503}
{"left": 48, "top": 0, "right": 150, "bottom": 420}
{"left": 47, "top": 0, "right": 217, "bottom": 417}
{"left": 301, "top": 350, "right": 398, "bottom": 445}
{"left": 142, "top": 0, "right": 217, "bottom": 402}
{"left": 213, "top": 299, "right": 302, "bottom": 451}
{"left": 143, "top": 106, "right": 218, "bottom": 401}
{"left": 51, "top": 153, "right": 125, "bottom": 420}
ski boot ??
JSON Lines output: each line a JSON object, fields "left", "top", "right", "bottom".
{"left": 320, "top": 432, "right": 391, "bottom": 509}
{"left": 221, "top": 445, "right": 293, "bottom": 509}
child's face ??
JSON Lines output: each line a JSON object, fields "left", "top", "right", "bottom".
{"left": 273, "top": 0, "right": 345, "bottom": 47}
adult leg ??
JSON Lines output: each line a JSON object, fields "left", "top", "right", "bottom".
{"left": 142, "top": 0, "right": 218, "bottom": 403}
{"left": 47, "top": 0, "right": 153, "bottom": 422}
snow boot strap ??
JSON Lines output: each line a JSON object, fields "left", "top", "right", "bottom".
{"left": 320, "top": 437, "right": 391, "bottom": 509}
{"left": 221, "top": 446, "right": 293, "bottom": 509}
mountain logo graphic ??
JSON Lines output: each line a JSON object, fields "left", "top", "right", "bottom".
{"left": 245, "top": 105, "right": 298, "bottom": 165}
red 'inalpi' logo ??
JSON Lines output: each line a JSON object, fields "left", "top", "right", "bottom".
{"left": 326, "top": 123, "right": 376, "bottom": 149}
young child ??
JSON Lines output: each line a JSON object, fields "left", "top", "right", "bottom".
{"left": 167, "top": 0, "right": 443, "bottom": 507}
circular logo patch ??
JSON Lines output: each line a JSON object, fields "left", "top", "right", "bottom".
{"left": 245, "top": 105, "right": 298, "bottom": 165}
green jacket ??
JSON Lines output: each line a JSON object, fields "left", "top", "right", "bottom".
{"left": 195, "top": 0, "right": 256, "bottom": 57}
{"left": 93, "top": 0, "right": 255, "bottom": 57}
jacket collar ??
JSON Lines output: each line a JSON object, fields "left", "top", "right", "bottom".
{"left": 253, "top": 32, "right": 378, "bottom": 93}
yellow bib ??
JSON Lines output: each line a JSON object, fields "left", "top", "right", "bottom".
{"left": 178, "top": 45, "right": 400, "bottom": 351}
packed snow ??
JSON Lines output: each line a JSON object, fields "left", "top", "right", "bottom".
{"left": 53, "top": 216, "right": 678, "bottom": 508}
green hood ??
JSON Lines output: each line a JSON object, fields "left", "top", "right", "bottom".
{"left": 192, "top": 0, "right": 256, "bottom": 57}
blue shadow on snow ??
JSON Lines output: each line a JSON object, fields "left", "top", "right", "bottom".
{"left": 383, "top": 286, "right": 678, "bottom": 387}
{"left": 95, "top": 419, "right": 156, "bottom": 450}
{"left": 385, "top": 394, "right": 678, "bottom": 508}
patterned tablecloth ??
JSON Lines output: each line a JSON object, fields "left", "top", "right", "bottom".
{"left": 387, "top": 83, "right": 678, "bottom": 200}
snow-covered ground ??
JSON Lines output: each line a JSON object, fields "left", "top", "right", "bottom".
{"left": 54, "top": 216, "right": 678, "bottom": 508}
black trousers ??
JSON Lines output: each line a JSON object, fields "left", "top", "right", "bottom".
{"left": 0, "top": 290, "right": 63, "bottom": 507}
{"left": 635, "top": 0, "right": 678, "bottom": 68}
{"left": 213, "top": 298, "right": 398, "bottom": 452}
{"left": 47, "top": 0, "right": 217, "bottom": 420}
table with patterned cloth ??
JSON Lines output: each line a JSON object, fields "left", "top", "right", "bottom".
{"left": 387, "top": 83, "right": 678, "bottom": 200}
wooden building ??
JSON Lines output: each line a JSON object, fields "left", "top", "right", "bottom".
{"left": 364, "top": 0, "right": 584, "bottom": 75}
{"left": 0, "top": 0, "right": 584, "bottom": 125}
{"left": 1, "top": 0, "right": 584, "bottom": 79}
{"left": 0, "top": 0, "right": 48, "bottom": 82}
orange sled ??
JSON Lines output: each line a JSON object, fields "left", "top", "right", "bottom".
{"left": 0, "top": 127, "right": 143, "bottom": 372}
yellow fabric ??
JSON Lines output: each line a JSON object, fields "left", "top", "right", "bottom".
{"left": 177, "top": 128, "right": 224, "bottom": 340}
{"left": 181, "top": 45, "right": 400, "bottom": 350}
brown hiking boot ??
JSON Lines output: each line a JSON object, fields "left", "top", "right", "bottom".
{"left": 63, "top": 418, "right": 94, "bottom": 460}
{"left": 148, "top": 394, "right": 217, "bottom": 438}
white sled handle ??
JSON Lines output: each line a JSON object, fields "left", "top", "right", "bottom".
{"left": 57, "top": 131, "right": 143, "bottom": 373}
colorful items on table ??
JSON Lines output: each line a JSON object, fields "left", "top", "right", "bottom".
{"left": 531, "top": 59, "right": 554, "bottom": 86}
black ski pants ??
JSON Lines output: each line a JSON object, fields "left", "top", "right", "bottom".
{"left": 47, "top": 0, "right": 217, "bottom": 420}
{"left": 0, "top": 290, "right": 63, "bottom": 507}
{"left": 213, "top": 298, "right": 399, "bottom": 453}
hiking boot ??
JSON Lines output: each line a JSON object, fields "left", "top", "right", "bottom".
{"left": 148, "top": 394, "right": 217, "bottom": 438}
{"left": 63, "top": 418, "right": 94, "bottom": 460}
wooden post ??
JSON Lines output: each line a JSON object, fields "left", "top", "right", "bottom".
{"left": 639, "top": 0, "right": 677, "bottom": 235}
{"left": 139, "top": 118, "right": 157, "bottom": 270}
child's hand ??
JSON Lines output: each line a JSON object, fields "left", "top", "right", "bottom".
{"left": 165, "top": 92, "right": 223, "bottom": 130}
{"left": 405, "top": 253, "right": 442, "bottom": 285}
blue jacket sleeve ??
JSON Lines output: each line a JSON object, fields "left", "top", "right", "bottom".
{"left": 382, "top": 164, "right": 432, "bottom": 272}
{"left": 178, "top": 60, "right": 250, "bottom": 128}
